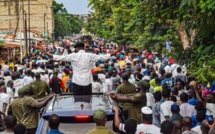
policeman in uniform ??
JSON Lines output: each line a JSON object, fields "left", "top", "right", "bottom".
{"left": 87, "top": 109, "right": 116, "bottom": 134}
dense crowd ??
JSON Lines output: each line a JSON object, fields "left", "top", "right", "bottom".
{"left": 0, "top": 35, "right": 214, "bottom": 134}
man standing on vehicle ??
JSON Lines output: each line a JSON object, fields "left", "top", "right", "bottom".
{"left": 42, "top": 42, "right": 122, "bottom": 95}
{"left": 87, "top": 109, "right": 116, "bottom": 134}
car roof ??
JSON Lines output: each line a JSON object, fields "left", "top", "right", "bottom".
{"left": 42, "top": 94, "right": 114, "bottom": 118}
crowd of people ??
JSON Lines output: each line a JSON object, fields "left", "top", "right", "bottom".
{"left": 0, "top": 35, "right": 214, "bottom": 134}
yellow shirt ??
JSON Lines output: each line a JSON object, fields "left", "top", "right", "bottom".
{"left": 62, "top": 72, "right": 66, "bottom": 78}
{"left": 150, "top": 79, "right": 156, "bottom": 88}
{"left": 86, "top": 126, "right": 116, "bottom": 134}
{"left": 118, "top": 60, "right": 126, "bottom": 68}
{"left": 9, "top": 62, "right": 14, "bottom": 70}
{"left": 154, "top": 86, "right": 163, "bottom": 92}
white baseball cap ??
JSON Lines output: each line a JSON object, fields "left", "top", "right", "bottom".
{"left": 141, "top": 107, "right": 152, "bottom": 115}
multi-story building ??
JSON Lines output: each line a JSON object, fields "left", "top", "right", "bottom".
{"left": 0, "top": 0, "right": 53, "bottom": 37}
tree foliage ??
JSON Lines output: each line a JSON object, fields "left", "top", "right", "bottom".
{"left": 53, "top": 0, "right": 68, "bottom": 14}
{"left": 53, "top": 0, "right": 83, "bottom": 37}
{"left": 85, "top": 0, "right": 215, "bottom": 82}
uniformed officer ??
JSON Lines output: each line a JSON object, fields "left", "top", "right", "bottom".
{"left": 109, "top": 80, "right": 149, "bottom": 123}
{"left": 8, "top": 87, "right": 24, "bottom": 124}
{"left": 87, "top": 109, "right": 116, "bottom": 134}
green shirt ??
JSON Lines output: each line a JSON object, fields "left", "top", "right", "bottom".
{"left": 128, "top": 92, "right": 146, "bottom": 123}
{"left": 8, "top": 98, "right": 23, "bottom": 124}
{"left": 21, "top": 96, "right": 38, "bottom": 129}
{"left": 31, "top": 80, "right": 50, "bottom": 99}
{"left": 116, "top": 82, "right": 136, "bottom": 110}
{"left": 86, "top": 126, "right": 116, "bottom": 134}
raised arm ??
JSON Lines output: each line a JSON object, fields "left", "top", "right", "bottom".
{"left": 109, "top": 93, "right": 138, "bottom": 103}
{"left": 92, "top": 46, "right": 123, "bottom": 62}
{"left": 36, "top": 93, "right": 53, "bottom": 102}
{"left": 112, "top": 106, "right": 121, "bottom": 128}
{"left": 40, "top": 48, "right": 73, "bottom": 62}
{"left": 35, "top": 94, "right": 56, "bottom": 109}
{"left": 110, "top": 46, "right": 123, "bottom": 56}
{"left": 193, "top": 85, "right": 203, "bottom": 102}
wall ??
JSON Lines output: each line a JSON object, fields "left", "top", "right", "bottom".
{"left": 0, "top": 0, "right": 53, "bottom": 37}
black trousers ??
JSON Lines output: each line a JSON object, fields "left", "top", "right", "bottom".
{"left": 73, "top": 83, "right": 92, "bottom": 95}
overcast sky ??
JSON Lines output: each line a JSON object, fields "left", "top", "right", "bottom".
{"left": 56, "top": 0, "right": 91, "bottom": 14}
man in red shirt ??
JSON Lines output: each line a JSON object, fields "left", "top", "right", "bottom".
{"left": 49, "top": 70, "right": 65, "bottom": 94}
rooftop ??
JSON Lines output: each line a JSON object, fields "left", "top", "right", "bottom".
{"left": 43, "top": 94, "right": 114, "bottom": 118}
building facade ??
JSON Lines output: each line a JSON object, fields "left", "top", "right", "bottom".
{"left": 0, "top": 0, "right": 53, "bottom": 37}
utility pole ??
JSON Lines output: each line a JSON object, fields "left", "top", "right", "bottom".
{"left": 51, "top": 7, "right": 55, "bottom": 45}
{"left": 23, "top": 11, "right": 28, "bottom": 55}
{"left": 47, "top": 22, "right": 48, "bottom": 44}
{"left": 28, "top": 0, "right": 30, "bottom": 54}
{"left": 44, "top": 13, "right": 46, "bottom": 44}
{"left": 19, "top": 0, "right": 23, "bottom": 61}
{"left": 8, "top": 0, "right": 11, "bottom": 30}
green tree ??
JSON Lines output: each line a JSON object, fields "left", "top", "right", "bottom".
{"left": 86, "top": 0, "right": 215, "bottom": 82}
{"left": 54, "top": 14, "right": 72, "bottom": 37}
{"left": 52, "top": 0, "right": 67, "bottom": 14}
{"left": 53, "top": 0, "right": 83, "bottom": 37}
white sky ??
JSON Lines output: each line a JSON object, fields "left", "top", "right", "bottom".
{"left": 56, "top": 0, "right": 91, "bottom": 15}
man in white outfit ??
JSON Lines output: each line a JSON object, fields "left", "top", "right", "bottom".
{"left": 43, "top": 42, "right": 122, "bottom": 95}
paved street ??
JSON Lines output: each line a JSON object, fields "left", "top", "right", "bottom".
{"left": 59, "top": 121, "right": 113, "bottom": 134}
{"left": 0, "top": 0, "right": 213, "bottom": 134}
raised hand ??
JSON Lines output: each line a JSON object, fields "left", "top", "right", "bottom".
{"left": 108, "top": 93, "right": 116, "bottom": 99}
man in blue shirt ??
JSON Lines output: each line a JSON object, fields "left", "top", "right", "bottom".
{"left": 191, "top": 111, "right": 206, "bottom": 133}
{"left": 191, "top": 101, "right": 204, "bottom": 128}
{"left": 47, "top": 114, "right": 64, "bottom": 134}
{"left": 187, "top": 89, "right": 198, "bottom": 106}
{"left": 161, "top": 73, "right": 174, "bottom": 91}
